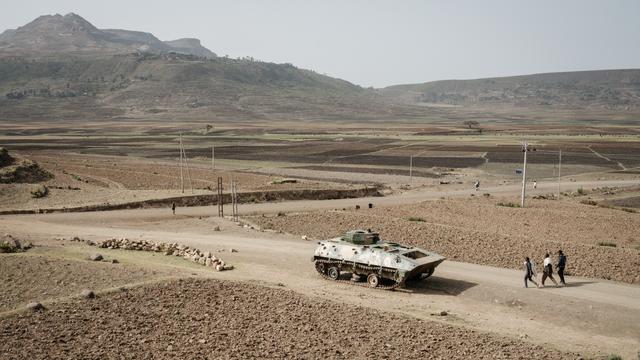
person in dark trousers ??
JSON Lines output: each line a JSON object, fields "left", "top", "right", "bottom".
{"left": 523, "top": 257, "right": 539, "bottom": 288}
{"left": 556, "top": 250, "right": 567, "bottom": 286}
{"left": 171, "top": 202, "right": 176, "bottom": 215}
{"left": 541, "top": 253, "right": 559, "bottom": 287}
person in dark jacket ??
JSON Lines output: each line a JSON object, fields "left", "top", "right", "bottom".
{"left": 556, "top": 250, "right": 567, "bottom": 285}
{"left": 171, "top": 202, "right": 176, "bottom": 215}
{"left": 523, "top": 257, "right": 539, "bottom": 288}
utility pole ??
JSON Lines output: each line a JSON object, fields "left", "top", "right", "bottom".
{"left": 409, "top": 155, "right": 413, "bottom": 186}
{"left": 179, "top": 134, "right": 184, "bottom": 193}
{"left": 217, "top": 177, "right": 223, "bottom": 217}
{"left": 179, "top": 134, "right": 194, "bottom": 194}
{"left": 521, "top": 141, "right": 528, "bottom": 208}
{"left": 231, "top": 177, "right": 238, "bottom": 222}
{"left": 557, "top": 149, "right": 562, "bottom": 199}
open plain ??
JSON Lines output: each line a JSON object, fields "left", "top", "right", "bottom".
{"left": 1, "top": 119, "right": 640, "bottom": 359}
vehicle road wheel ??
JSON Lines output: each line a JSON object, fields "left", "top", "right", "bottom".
{"left": 315, "top": 261, "right": 326, "bottom": 274}
{"left": 423, "top": 268, "right": 435, "bottom": 278}
{"left": 327, "top": 267, "right": 340, "bottom": 280}
{"left": 367, "top": 273, "right": 379, "bottom": 288}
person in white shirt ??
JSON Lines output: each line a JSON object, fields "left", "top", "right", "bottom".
{"left": 541, "top": 253, "right": 559, "bottom": 287}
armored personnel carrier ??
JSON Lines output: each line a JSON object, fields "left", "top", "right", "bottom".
{"left": 313, "top": 230, "right": 445, "bottom": 289}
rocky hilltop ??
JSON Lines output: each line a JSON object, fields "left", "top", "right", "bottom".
{"left": 0, "top": 13, "right": 215, "bottom": 57}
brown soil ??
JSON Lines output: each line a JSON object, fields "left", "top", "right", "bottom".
{"left": 0, "top": 278, "right": 575, "bottom": 360}
{"left": 0, "top": 152, "right": 354, "bottom": 211}
{"left": 249, "top": 197, "right": 640, "bottom": 284}
{"left": 28, "top": 153, "right": 344, "bottom": 191}
{"left": 0, "top": 253, "right": 167, "bottom": 312}
{"left": 602, "top": 196, "right": 640, "bottom": 209}
{"left": 294, "top": 165, "right": 439, "bottom": 178}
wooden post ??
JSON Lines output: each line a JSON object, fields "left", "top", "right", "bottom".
{"left": 217, "top": 177, "right": 223, "bottom": 217}
{"left": 181, "top": 142, "right": 194, "bottom": 194}
{"left": 179, "top": 134, "right": 184, "bottom": 193}
{"left": 521, "top": 141, "right": 528, "bottom": 208}
{"left": 557, "top": 149, "right": 562, "bottom": 199}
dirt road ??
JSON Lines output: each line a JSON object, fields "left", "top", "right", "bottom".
{"left": 1, "top": 205, "right": 639, "bottom": 358}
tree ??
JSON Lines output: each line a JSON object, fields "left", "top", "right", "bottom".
{"left": 463, "top": 120, "right": 479, "bottom": 129}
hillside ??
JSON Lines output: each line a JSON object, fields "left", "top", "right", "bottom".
{"left": 0, "top": 13, "right": 639, "bottom": 123}
{"left": 0, "top": 52, "right": 397, "bottom": 121}
{"left": 0, "top": 13, "right": 403, "bottom": 121}
{"left": 382, "top": 70, "right": 640, "bottom": 111}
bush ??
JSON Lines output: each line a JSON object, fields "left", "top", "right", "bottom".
{"left": 30, "top": 185, "right": 48, "bottom": 198}
{"left": 598, "top": 242, "right": 617, "bottom": 247}
{"left": 0, "top": 242, "right": 17, "bottom": 253}
{"left": 580, "top": 199, "right": 598, "bottom": 206}
{"left": 497, "top": 202, "right": 520, "bottom": 208}
{"left": 576, "top": 187, "right": 586, "bottom": 195}
{"left": 407, "top": 217, "right": 426, "bottom": 222}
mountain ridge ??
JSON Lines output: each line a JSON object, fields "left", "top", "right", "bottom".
{"left": 0, "top": 13, "right": 216, "bottom": 58}
{"left": 0, "top": 13, "right": 639, "bottom": 123}
{"left": 381, "top": 68, "right": 640, "bottom": 110}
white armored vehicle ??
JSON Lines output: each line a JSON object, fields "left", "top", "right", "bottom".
{"left": 313, "top": 230, "right": 445, "bottom": 289}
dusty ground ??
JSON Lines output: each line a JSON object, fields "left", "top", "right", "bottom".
{"left": 248, "top": 196, "right": 640, "bottom": 284}
{"left": 3, "top": 126, "right": 639, "bottom": 213}
{"left": 0, "top": 254, "right": 160, "bottom": 312}
{"left": 1, "top": 123, "right": 639, "bottom": 359}
{"left": 0, "top": 278, "right": 575, "bottom": 360}
{"left": 1, "top": 207, "right": 638, "bottom": 359}
{"left": 0, "top": 152, "right": 353, "bottom": 211}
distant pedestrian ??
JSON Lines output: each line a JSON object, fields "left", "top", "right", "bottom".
{"left": 541, "top": 253, "right": 559, "bottom": 287}
{"left": 556, "top": 250, "right": 567, "bottom": 286}
{"left": 474, "top": 180, "right": 480, "bottom": 191}
{"left": 523, "top": 257, "right": 539, "bottom": 288}
{"left": 533, "top": 180, "right": 537, "bottom": 189}
{"left": 171, "top": 202, "right": 176, "bottom": 215}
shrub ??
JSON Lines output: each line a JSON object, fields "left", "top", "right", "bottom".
{"left": 580, "top": 199, "right": 598, "bottom": 206}
{"left": 576, "top": 187, "right": 586, "bottom": 195}
{"left": 0, "top": 242, "right": 17, "bottom": 253}
{"left": 497, "top": 202, "right": 520, "bottom": 208}
{"left": 30, "top": 185, "right": 48, "bottom": 198}
{"left": 598, "top": 242, "right": 617, "bottom": 247}
{"left": 407, "top": 217, "right": 426, "bottom": 222}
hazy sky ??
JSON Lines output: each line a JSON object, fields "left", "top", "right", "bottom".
{"left": 2, "top": 0, "right": 639, "bottom": 87}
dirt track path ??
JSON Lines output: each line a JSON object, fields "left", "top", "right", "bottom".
{"left": 1, "top": 205, "right": 639, "bottom": 358}
{"left": 60, "top": 178, "right": 635, "bottom": 218}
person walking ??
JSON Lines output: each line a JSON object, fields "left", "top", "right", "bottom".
{"left": 171, "top": 202, "right": 176, "bottom": 215}
{"left": 533, "top": 180, "right": 537, "bottom": 189}
{"left": 556, "top": 250, "right": 567, "bottom": 286}
{"left": 523, "top": 257, "right": 539, "bottom": 288}
{"left": 474, "top": 180, "right": 480, "bottom": 191}
{"left": 541, "top": 253, "right": 559, "bottom": 287}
